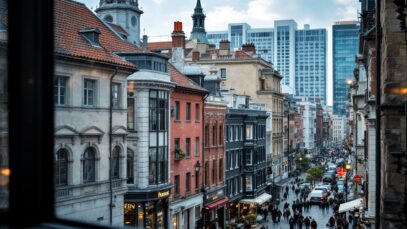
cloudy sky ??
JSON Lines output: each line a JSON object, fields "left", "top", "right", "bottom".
{"left": 80, "top": 0, "right": 360, "bottom": 106}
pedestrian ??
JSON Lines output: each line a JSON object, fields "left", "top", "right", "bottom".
{"left": 348, "top": 211, "right": 354, "bottom": 225}
{"left": 277, "top": 209, "right": 282, "bottom": 223}
{"left": 271, "top": 208, "right": 277, "bottom": 224}
{"left": 310, "top": 218, "right": 317, "bottom": 229}
{"left": 284, "top": 202, "right": 289, "bottom": 209}
{"left": 260, "top": 225, "right": 266, "bottom": 229}
{"left": 304, "top": 216, "right": 311, "bottom": 229}
{"left": 328, "top": 215, "right": 335, "bottom": 227}
{"left": 263, "top": 208, "right": 268, "bottom": 222}
{"left": 289, "top": 216, "right": 296, "bottom": 229}
{"left": 292, "top": 202, "right": 297, "bottom": 212}
{"left": 286, "top": 185, "right": 289, "bottom": 193}
{"left": 297, "top": 215, "right": 304, "bottom": 229}
{"left": 284, "top": 192, "right": 288, "bottom": 200}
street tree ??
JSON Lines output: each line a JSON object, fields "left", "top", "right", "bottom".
{"left": 306, "top": 166, "right": 324, "bottom": 187}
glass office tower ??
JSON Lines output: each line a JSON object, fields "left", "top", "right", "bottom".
{"left": 332, "top": 21, "right": 359, "bottom": 115}
{"left": 295, "top": 27, "right": 327, "bottom": 105}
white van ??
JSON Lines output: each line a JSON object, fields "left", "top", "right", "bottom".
{"left": 308, "top": 190, "right": 327, "bottom": 204}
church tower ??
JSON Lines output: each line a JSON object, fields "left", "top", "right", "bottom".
{"left": 96, "top": 0, "right": 143, "bottom": 46}
{"left": 190, "top": 0, "right": 209, "bottom": 44}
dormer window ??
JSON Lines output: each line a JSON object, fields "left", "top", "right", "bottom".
{"left": 79, "top": 28, "right": 101, "bottom": 48}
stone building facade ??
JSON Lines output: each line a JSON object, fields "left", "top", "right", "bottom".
{"left": 378, "top": 0, "right": 407, "bottom": 227}
{"left": 53, "top": 0, "right": 139, "bottom": 225}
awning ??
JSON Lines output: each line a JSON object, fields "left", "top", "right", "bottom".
{"left": 338, "top": 198, "right": 364, "bottom": 213}
{"left": 207, "top": 197, "right": 229, "bottom": 209}
{"left": 240, "top": 193, "right": 272, "bottom": 205}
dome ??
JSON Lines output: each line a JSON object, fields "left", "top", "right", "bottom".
{"left": 99, "top": 0, "right": 138, "bottom": 7}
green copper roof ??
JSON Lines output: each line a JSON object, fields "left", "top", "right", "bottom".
{"left": 194, "top": 0, "right": 203, "bottom": 14}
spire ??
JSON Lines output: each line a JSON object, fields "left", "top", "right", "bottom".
{"left": 194, "top": 0, "right": 203, "bottom": 14}
{"left": 190, "top": 0, "right": 208, "bottom": 43}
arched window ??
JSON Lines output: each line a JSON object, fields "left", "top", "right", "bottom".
{"left": 83, "top": 147, "right": 96, "bottom": 183}
{"left": 127, "top": 148, "right": 134, "bottom": 184}
{"left": 55, "top": 149, "right": 68, "bottom": 186}
{"left": 112, "top": 146, "right": 120, "bottom": 179}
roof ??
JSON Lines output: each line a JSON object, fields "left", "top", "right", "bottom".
{"left": 169, "top": 63, "right": 207, "bottom": 93}
{"left": 107, "top": 22, "right": 129, "bottom": 36}
{"left": 148, "top": 41, "right": 172, "bottom": 51}
{"left": 55, "top": 0, "right": 140, "bottom": 69}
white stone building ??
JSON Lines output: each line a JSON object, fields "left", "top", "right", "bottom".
{"left": 54, "top": 0, "right": 139, "bottom": 225}
{"left": 332, "top": 115, "right": 346, "bottom": 143}
{"left": 295, "top": 97, "right": 316, "bottom": 153}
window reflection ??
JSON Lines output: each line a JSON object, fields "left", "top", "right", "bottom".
{"left": 0, "top": 0, "right": 7, "bottom": 209}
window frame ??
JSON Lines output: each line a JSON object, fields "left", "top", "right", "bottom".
{"left": 54, "top": 76, "right": 68, "bottom": 106}
{"left": 186, "top": 102, "right": 191, "bottom": 121}
{"left": 83, "top": 78, "right": 96, "bottom": 106}
{"left": 111, "top": 82, "right": 121, "bottom": 108}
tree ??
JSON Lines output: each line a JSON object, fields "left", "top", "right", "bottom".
{"left": 306, "top": 166, "right": 324, "bottom": 187}
{"left": 295, "top": 153, "right": 310, "bottom": 171}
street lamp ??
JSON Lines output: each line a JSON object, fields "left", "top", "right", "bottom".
{"left": 195, "top": 160, "right": 202, "bottom": 173}
{"left": 345, "top": 163, "right": 351, "bottom": 201}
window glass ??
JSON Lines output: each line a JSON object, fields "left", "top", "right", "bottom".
{"left": 185, "top": 138, "right": 190, "bottom": 156}
{"left": 112, "top": 146, "right": 120, "bottom": 179}
{"left": 127, "top": 98, "right": 135, "bottom": 130}
{"left": 186, "top": 102, "right": 191, "bottom": 121}
{"left": 175, "top": 101, "right": 180, "bottom": 120}
{"left": 246, "top": 124, "right": 253, "bottom": 140}
{"left": 186, "top": 172, "right": 191, "bottom": 193}
{"left": 112, "top": 83, "right": 120, "bottom": 108}
{"left": 127, "top": 149, "right": 134, "bottom": 184}
{"left": 84, "top": 79, "right": 96, "bottom": 106}
{"left": 54, "top": 76, "right": 67, "bottom": 105}
{"left": 55, "top": 149, "right": 68, "bottom": 186}
{"left": 195, "top": 137, "right": 199, "bottom": 156}
{"left": 83, "top": 147, "right": 96, "bottom": 183}
{"left": 245, "top": 176, "right": 253, "bottom": 191}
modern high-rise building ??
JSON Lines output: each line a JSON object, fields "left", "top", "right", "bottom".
{"left": 207, "top": 21, "right": 327, "bottom": 105}
{"left": 332, "top": 21, "right": 359, "bottom": 115}
{"left": 295, "top": 26, "right": 327, "bottom": 104}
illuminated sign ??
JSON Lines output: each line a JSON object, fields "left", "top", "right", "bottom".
{"left": 124, "top": 203, "right": 136, "bottom": 210}
{"left": 206, "top": 189, "right": 224, "bottom": 202}
{"left": 158, "top": 190, "right": 170, "bottom": 198}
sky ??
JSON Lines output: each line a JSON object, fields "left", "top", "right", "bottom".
{"left": 80, "top": 0, "right": 360, "bottom": 106}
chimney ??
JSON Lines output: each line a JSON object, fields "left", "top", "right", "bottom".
{"left": 192, "top": 51, "right": 200, "bottom": 62}
{"left": 219, "top": 40, "right": 230, "bottom": 56}
{"left": 241, "top": 43, "right": 256, "bottom": 54}
{"left": 142, "top": 35, "right": 148, "bottom": 52}
{"left": 172, "top": 21, "right": 186, "bottom": 49}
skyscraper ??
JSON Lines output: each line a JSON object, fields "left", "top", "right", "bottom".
{"left": 295, "top": 26, "right": 327, "bottom": 105}
{"left": 207, "top": 21, "right": 327, "bottom": 105}
{"left": 332, "top": 21, "right": 359, "bottom": 115}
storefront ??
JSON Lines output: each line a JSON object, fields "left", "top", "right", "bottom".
{"left": 226, "top": 200, "right": 241, "bottom": 225}
{"left": 239, "top": 193, "right": 272, "bottom": 224}
{"left": 203, "top": 188, "right": 228, "bottom": 229}
{"left": 124, "top": 188, "right": 171, "bottom": 229}
{"left": 170, "top": 193, "right": 203, "bottom": 229}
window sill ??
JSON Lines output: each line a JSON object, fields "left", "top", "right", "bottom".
{"left": 174, "top": 120, "right": 181, "bottom": 123}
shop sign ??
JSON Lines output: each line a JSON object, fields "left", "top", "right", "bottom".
{"left": 124, "top": 203, "right": 136, "bottom": 210}
{"left": 206, "top": 189, "right": 224, "bottom": 202}
{"left": 157, "top": 190, "right": 170, "bottom": 199}
{"left": 353, "top": 175, "right": 362, "bottom": 184}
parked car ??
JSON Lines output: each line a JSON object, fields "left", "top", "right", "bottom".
{"left": 308, "top": 190, "right": 327, "bottom": 204}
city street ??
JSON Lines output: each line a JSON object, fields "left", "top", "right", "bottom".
{"left": 261, "top": 173, "right": 334, "bottom": 229}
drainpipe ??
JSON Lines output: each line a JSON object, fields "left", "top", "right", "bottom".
{"left": 109, "top": 67, "right": 119, "bottom": 225}
{"left": 375, "top": 0, "right": 381, "bottom": 227}
{"left": 201, "top": 92, "right": 209, "bottom": 228}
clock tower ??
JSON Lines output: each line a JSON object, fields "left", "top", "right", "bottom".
{"left": 190, "top": 0, "right": 209, "bottom": 44}
{"left": 96, "top": 0, "right": 143, "bottom": 46}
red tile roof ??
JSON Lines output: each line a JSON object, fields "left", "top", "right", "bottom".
{"left": 169, "top": 63, "right": 207, "bottom": 93}
{"left": 107, "top": 22, "right": 129, "bottom": 36}
{"left": 55, "top": 0, "right": 140, "bottom": 69}
{"left": 148, "top": 41, "right": 172, "bottom": 51}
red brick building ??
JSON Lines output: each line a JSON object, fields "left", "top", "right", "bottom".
{"left": 169, "top": 63, "right": 207, "bottom": 229}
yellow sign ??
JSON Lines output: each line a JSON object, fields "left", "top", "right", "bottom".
{"left": 158, "top": 190, "right": 170, "bottom": 198}
{"left": 124, "top": 203, "right": 136, "bottom": 210}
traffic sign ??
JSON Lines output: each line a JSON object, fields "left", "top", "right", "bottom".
{"left": 337, "top": 167, "right": 346, "bottom": 177}
{"left": 353, "top": 175, "right": 362, "bottom": 184}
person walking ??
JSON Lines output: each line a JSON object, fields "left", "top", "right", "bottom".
{"left": 328, "top": 215, "right": 335, "bottom": 227}
{"left": 310, "top": 218, "right": 317, "bottom": 229}
{"left": 289, "top": 216, "right": 296, "bottom": 229}
{"left": 277, "top": 209, "right": 282, "bottom": 223}
{"left": 303, "top": 216, "right": 311, "bottom": 229}
{"left": 297, "top": 215, "right": 304, "bottom": 229}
